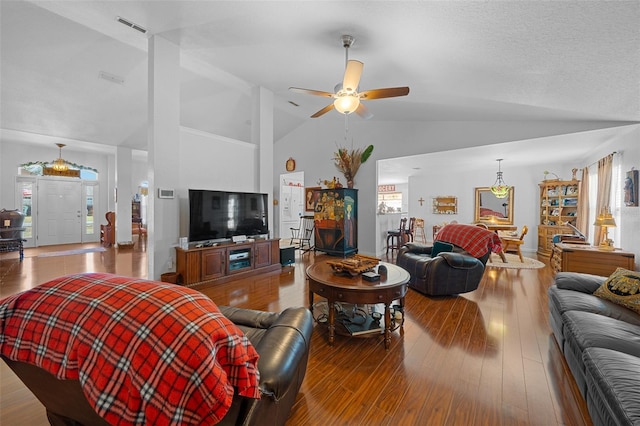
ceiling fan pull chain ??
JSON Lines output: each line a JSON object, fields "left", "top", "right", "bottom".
{"left": 344, "top": 114, "right": 349, "bottom": 140}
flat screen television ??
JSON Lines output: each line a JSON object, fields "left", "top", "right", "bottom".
{"left": 188, "top": 189, "right": 269, "bottom": 243}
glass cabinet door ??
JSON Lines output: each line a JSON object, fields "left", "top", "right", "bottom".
{"left": 82, "top": 182, "right": 99, "bottom": 243}
{"left": 15, "top": 177, "right": 35, "bottom": 247}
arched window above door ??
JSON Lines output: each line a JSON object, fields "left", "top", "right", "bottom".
{"left": 18, "top": 162, "right": 98, "bottom": 180}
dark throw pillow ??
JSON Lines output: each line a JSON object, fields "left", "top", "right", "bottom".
{"left": 593, "top": 267, "right": 640, "bottom": 314}
{"left": 431, "top": 241, "right": 454, "bottom": 258}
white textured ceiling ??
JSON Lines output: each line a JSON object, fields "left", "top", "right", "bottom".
{"left": 1, "top": 0, "right": 639, "bottom": 158}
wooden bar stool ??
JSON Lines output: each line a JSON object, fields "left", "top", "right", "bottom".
{"left": 403, "top": 217, "right": 416, "bottom": 243}
{"left": 386, "top": 217, "right": 407, "bottom": 256}
{"left": 414, "top": 218, "right": 426, "bottom": 243}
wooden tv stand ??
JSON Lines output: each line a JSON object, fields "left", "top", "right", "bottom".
{"left": 176, "top": 238, "right": 281, "bottom": 287}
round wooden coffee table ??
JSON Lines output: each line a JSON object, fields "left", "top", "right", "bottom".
{"left": 306, "top": 260, "right": 410, "bottom": 349}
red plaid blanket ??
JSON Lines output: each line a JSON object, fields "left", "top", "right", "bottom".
{"left": 435, "top": 223, "right": 502, "bottom": 258}
{"left": 0, "top": 273, "right": 260, "bottom": 425}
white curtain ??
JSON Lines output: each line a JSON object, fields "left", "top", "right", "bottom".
{"left": 610, "top": 154, "right": 622, "bottom": 246}
{"left": 576, "top": 167, "right": 589, "bottom": 239}
{"left": 593, "top": 154, "right": 614, "bottom": 246}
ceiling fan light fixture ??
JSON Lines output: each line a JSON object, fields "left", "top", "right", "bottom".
{"left": 289, "top": 34, "right": 409, "bottom": 118}
{"left": 334, "top": 92, "right": 360, "bottom": 114}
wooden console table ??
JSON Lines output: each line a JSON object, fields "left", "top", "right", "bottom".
{"left": 551, "top": 243, "right": 635, "bottom": 276}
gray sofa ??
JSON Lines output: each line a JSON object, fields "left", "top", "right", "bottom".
{"left": 548, "top": 272, "right": 640, "bottom": 426}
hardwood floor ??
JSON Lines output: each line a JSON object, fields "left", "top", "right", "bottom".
{"left": 0, "top": 239, "right": 591, "bottom": 425}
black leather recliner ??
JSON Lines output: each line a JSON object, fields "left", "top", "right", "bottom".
{"left": 397, "top": 242, "right": 489, "bottom": 296}
{"left": 396, "top": 223, "right": 501, "bottom": 296}
{"left": 2, "top": 305, "right": 313, "bottom": 426}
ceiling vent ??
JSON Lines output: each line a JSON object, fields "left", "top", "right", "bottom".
{"left": 116, "top": 16, "right": 147, "bottom": 34}
{"left": 98, "top": 71, "right": 125, "bottom": 85}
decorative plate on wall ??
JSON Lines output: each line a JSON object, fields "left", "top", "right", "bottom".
{"left": 286, "top": 157, "right": 296, "bottom": 172}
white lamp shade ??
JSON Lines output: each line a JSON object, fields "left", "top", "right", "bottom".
{"left": 334, "top": 94, "right": 360, "bottom": 114}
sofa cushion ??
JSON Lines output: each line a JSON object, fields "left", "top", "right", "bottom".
{"left": 594, "top": 268, "right": 640, "bottom": 315}
{"left": 0, "top": 273, "right": 260, "bottom": 425}
{"left": 431, "top": 241, "right": 454, "bottom": 258}
{"left": 563, "top": 310, "right": 640, "bottom": 397}
{"left": 555, "top": 271, "right": 606, "bottom": 294}
{"left": 548, "top": 286, "right": 640, "bottom": 327}
{"left": 564, "top": 311, "right": 640, "bottom": 359}
{"left": 584, "top": 347, "right": 640, "bottom": 426}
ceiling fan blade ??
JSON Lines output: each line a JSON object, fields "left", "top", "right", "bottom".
{"left": 311, "top": 103, "right": 335, "bottom": 118}
{"left": 355, "top": 103, "right": 373, "bottom": 120}
{"left": 289, "top": 87, "right": 334, "bottom": 98}
{"left": 360, "top": 87, "right": 410, "bottom": 100}
{"left": 342, "top": 60, "right": 363, "bottom": 92}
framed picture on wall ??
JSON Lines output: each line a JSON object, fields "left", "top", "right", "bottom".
{"left": 624, "top": 169, "right": 638, "bottom": 207}
{"left": 305, "top": 187, "right": 321, "bottom": 212}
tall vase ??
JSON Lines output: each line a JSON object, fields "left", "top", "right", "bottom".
{"left": 347, "top": 179, "right": 354, "bottom": 189}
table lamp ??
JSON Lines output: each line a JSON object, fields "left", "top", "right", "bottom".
{"left": 594, "top": 208, "right": 616, "bottom": 251}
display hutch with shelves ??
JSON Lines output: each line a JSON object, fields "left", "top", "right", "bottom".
{"left": 537, "top": 179, "right": 580, "bottom": 256}
{"left": 432, "top": 196, "right": 458, "bottom": 215}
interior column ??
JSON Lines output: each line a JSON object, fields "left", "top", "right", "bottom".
{"left": 148, "top": 36, "right": 180, "bottom": 280}
{"left": 252, "top": 86, "right": 274, "bottom": 237}
{"left": 115, "top": 146, "right": 133, "bottom": 245}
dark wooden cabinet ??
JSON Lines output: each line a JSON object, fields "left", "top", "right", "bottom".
{"left": 254, "top": 239, "right": 273, "bottom": 269}
{"left": 551, "top": 243, "right": 635, "bottom": 276}
{"left": 201, "top": 247, "right": 226, "bottom": 280}
{"left": 313, "top": 188, "right": 357, "bottom": 256}
{"left": 132, "top": 201, "right": 141, "bottom": 220}
{"left": 176, "top": 239, "right": 281, "bottom": 286}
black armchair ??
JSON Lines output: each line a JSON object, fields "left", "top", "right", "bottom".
{"left": 397, "top": 242, "right": 488, "bottom": 296}
{"left": 396, "top": 223, "right": 500, "bottom": 296}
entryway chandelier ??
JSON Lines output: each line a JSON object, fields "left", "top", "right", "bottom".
{"left": 490, "top": 159, "right": 510, "bottom": 199}
{"left": 52, "top": 143, "right": 69, "bottom": 172}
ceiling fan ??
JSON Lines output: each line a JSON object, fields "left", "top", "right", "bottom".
{"left": 289, "top": 35, "right": 410, "bottom": 119}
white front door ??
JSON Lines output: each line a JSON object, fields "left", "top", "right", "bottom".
{"left": 37, "top": 179, "right": 82, "bottom": 246}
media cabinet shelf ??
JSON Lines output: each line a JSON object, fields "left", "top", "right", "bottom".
{"left": 175, "top": 239, "right": 281, "bottom": 287}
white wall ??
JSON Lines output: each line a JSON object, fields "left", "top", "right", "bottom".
{"left": 177, "top": 127, "right": 258, "bottom": 238}
{"left": 275, "top": 119, "right": 640, "bottom": 258}
{"left": 3, "top": 121, "right": 637, "bottom": 270}
{"left": 0, "top": 140, "right": 111, "bottom": 217}
{"left": 406, "top": 161, "right": 543, "bottom": 256}
{"left": 0, "top": 127, "right": 262, "bottom": 256}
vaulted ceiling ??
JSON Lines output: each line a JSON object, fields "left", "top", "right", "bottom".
{"left": 1, "top": 1, "right": 639, "bottom": 154}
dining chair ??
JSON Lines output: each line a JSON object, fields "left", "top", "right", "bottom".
{"left": 500, "top": 225, "right": 528, "bottom": 262}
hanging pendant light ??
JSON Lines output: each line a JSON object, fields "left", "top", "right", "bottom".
{"left": 490, "top": 159, "right": 510, "bottom": 199}
{"left": 52, "top": 143, "right": 69, "bottom": 172}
